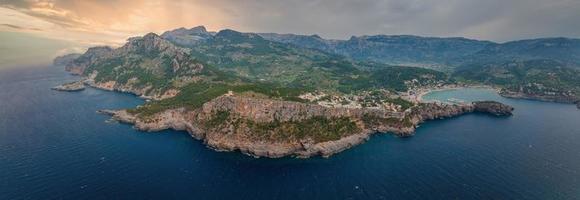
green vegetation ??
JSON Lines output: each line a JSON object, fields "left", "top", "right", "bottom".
{"left": 79, "top": 34, "right": 206, "bottom": 97}
{"left": 384, "top": 98, "right": 415, "bottom": 110}
{"left": 185, "top": 30, "right": 448, "bottom": 93}
{"left": 206, "top": 110, "right": 230, "bottom": 128}
{"left": 201, "top": 109, "right": 361, "bottom": 143}
{"left": 338, "top": 66, "right": 447, "bottom": 92}
{"left": 245, "top": 116, "right": 361, "bottom": 143}
{"left": 84, "top": 55, "right": 182, "bottom": 94}
{"left": 129, "top": 81, "right": 310, "bottom": 117}
{"left": 355, "top": 90, "right": 415, "bottom": 110}
{"left": 454, "top": 59, "right": 580, "bottom": 98}
{"left": 86, "top": 58, "right": 123, "bottom": 82}
{"left": 361, "top": 114, "right": 401, "bottom": 127}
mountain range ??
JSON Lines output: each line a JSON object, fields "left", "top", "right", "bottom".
{"left": 256, "top": 30, "right": 580, "bottom": 71}
{"left": 52, "top": 25, "right": 577, "bottom": 158}
{"left": 159, "top": 26, "right": 580, "bottom": 71}
{"left": 56, "top": 25, "right": 580, "bottom": 103}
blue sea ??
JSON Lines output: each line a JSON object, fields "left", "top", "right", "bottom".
{"left": 1, "top": 66, "right": 579, "bottom": 199}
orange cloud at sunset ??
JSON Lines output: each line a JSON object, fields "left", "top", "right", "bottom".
{"left": 0, "top": 0, "right": 231, "bottom": 46}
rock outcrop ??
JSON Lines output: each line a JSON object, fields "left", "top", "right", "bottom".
{"left": 472, "top": 101, "right": 514, "bottom": 116}
{"left": 100, "top": 96, "right": 513, "bottom": 158}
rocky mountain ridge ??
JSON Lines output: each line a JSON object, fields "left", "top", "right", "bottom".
{"left": 256, "top": 32, "right": 580, "bottom": 70}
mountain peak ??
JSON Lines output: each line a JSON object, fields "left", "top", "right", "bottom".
{"left": 86, "top": 46, "right": 113, "bottom": 53}
{"left": 143, "top": 32, "right": 161, "bottom": 39}
{"left": 161, "top": 26, "right": 209, "bottom": 37}
{"left": 215, "top": 29, "right": 263, "bottom": 41}
{"left": 189, "top": 26, "right": 207, "bottom": 33}
{"left": 120, "top": 32, "right": 178, "bottom": 54}
{"left": 216, "top": 29, "right": 242, "bottom": 37}
{"left": 160, "top": 26, "right": 213, "bottom": 46}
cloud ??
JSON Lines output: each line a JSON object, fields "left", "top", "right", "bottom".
{"left": 1, "top": 23, "right": 42, "bottom": 31}
{"left": 198, "top": 0, "right": 580, "bottom": 41}
{"left": 1, "top": 0, "right": 579, "bottom": 43}
{"left": 0, "top": 0, "right": 232, "bottom": 45}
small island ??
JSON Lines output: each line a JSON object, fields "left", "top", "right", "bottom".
{"left": 51, "top": 80, "right": 86, "bottom": 92}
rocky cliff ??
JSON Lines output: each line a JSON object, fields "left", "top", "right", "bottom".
{"left": 100, "top": 96, "right": 513, "bottom": 158}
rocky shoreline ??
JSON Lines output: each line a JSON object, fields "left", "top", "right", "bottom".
{"left": 499, "top": 90, "right": 579, "bottom": 109}
{"left": 71, "top": 72, "right": 179, "bottom": 100}
{"left": 98, "top": 96, "right": 513, "bottom": 158}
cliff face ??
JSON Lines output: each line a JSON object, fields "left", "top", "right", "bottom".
{"left": 101, "top": 96, "right": 513, "bottom": 158}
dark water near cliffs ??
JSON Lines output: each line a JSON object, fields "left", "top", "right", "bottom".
{"left": 1, "top": 66, "right": 579, "bottom": 199}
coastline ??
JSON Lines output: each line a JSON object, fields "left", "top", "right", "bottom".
{"left": 64, "top": 72, "right": 514, "bottom": 158}
{"left": 498, "top": 90, "right": 579, "bottom": 105}
{"left": 99, "top": 96, "right": 513, "bottom": 158}
{"left": 415, "top": 85, "right": 579, "bottom": 109}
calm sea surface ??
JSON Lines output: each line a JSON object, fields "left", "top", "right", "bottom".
{"left": 1, "top": 66, "right": 579, "bottom": 199}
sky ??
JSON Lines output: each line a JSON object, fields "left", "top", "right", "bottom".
{"left": 0, "top": 0, "right": 580, "bottom": 44}
{"left": 1, "top": 0, "right": 580, "bottom": 47}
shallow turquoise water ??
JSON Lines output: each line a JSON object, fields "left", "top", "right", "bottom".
{"left": 422, "top": 87, "right": 503, "bottom": 104}
{"left": 1, "top": 66, "right": 579, "bottom": 199}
